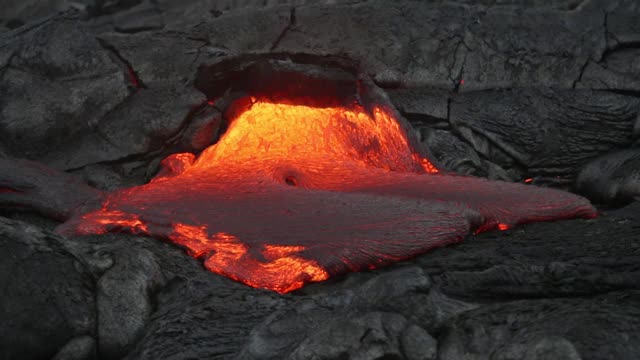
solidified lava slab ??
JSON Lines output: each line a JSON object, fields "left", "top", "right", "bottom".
{"left": 57, "top": 101, "right": 597, "bottom": 293}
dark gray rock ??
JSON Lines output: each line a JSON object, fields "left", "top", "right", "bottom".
{"left": 401, "top": 324, "right": 438, "bottom": 360}
{"left": 578, "top": 48, "right": 640, "bottom": 91}
{"left": 111, "top": 1, "right": 164, "bottom": 33}
{"left": 97, "top": 248, "right": 166, "bottom": 360}
{"left": 448, "top": 89, "right": 640, "bottom": 184}
{"left": 288, "top": 311, "right": 409, "bottom": 360}
{"left": 0, "top": 157, "right": 104, "bottom": 220}
{"left": 52, "top": 335, "right": 98, "bottom": 360}
{"left": 603, "top": 0, "right": 640, "bottom": 46}
{"left": 95, "top": 30, "right": 216, "bottom": 88}
{"left": 576, "top": 148, "right": 640, "bottom": 204}
{"left": 421, "top": 129, "right": 487, "bottom": 178}
{"left": 0, "top": 15, "right": 130, "bottom": 165}
{"left": 438, "top": 291, "right": 640, "bottom": 360}
{"left": 239, "top": 267, "right": 472, "bottom": 359}
{"left": 0, "top": 0, "right": 71, "bottom": 26}
{"left": 413, "top": 201, "right": 640, "bottom": 299}
{"left": 57, "top": 232, "right": 285, "bottom": 360}
{"left": 388, "top": 88, "right": 450, "bottom": 129}
{"left": 0, "top": 217, "right": 95, "bottom": 360}
{"left": 0, "top": 15, "right": 220, "bottom": 189}
{"left": 56, "top": 86, "right": 207, "bottom": 170}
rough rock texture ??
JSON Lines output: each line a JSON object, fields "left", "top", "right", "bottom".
{"left": 576, "top": 148, "right": 640, "bottom": 205}
{"left": 59, "top": 232, "right": 286, "bottom": 360}
{"left": 439, "top": 291, "right": 640, "bottom": 360}
{"left": 447, "top": 89, "right": 640, "bottom": 184}
{"left": 1, "top": 0, "right": 640, "bottom": 359}
{"left": 97, "top": 248, "right": 165, "bottom": 359}
{"left": 0, "top": 218, "right": 95, "bottom": 360}
{"left": 0, "top": 15, "right": 129, "bottom": 164}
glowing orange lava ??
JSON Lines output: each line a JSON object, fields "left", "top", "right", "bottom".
{"left": 58, "top": 100, "right": 597, "bottom": 293}
{"left": 170, "top": 224, "right": 329, "bottom": 293}
{"left": 192, "top": 103, "right": 436, "bottom": 177}
{"left": 69, "top": 102, "right": 436, "bottom": 293}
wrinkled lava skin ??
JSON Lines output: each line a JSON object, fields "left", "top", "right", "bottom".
{"left": 57, "top": 102, "right": 597, "bottom": 293}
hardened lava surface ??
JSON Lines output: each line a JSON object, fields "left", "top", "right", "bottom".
{"left": 57, "top": 101, "right": 597, "bottom": 293}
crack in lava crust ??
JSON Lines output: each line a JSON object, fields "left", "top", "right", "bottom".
{"left": 57, "top": 102, "right": 597, "bottom": 293}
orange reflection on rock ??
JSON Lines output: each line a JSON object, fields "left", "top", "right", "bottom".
{"left": 77, "top": 210, "right": 149, "bottom": 235}
{"left": 154, "top": 153, "right": 196, "bottom": 180}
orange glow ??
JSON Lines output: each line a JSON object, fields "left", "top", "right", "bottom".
{"left": 524, "top": 178, "right": 533, "bottom": 183}
{"left": 154, "top": 153, "right": 196, "bottom": 180}
{"left": 419, "top": 157, "right": 439, "bottom": 174}
{"left": 57, "top": 99, "right": 596, "bottom": 293}
{"left": 170, "top": 223, "right": 328, "bottom": 293}
{"left": 65, "top": 101, "right": 432, "bottom": 293}
{"left": 194, "top": 102, "right": 435, "bottom": 175}
{"left": 77, "top": 210, "right": 149, "bottom": 235}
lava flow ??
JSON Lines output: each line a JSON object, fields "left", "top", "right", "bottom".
{"left": 57, "top": 101, "right": 597, "bottom": 293}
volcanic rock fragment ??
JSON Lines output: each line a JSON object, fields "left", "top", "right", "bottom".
{"left": 0, "top": 217, "right": 96, "bottom": 360}
{"left": 576, "top": 148, "right": 640, "bottom": 205}
{"left": 52, "top": 336, "right": 98, "bottom": 360}
{"left": 97, "top": 248, "right": 165, "bottom": 360}
{"left": 438, "top": 291, "right": 640, "bottom": 360}
{"left": 239, "top": 267, "right": 463, "bottom": 359}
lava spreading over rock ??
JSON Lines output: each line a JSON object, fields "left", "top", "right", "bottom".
{"left": 53, "top": 100, "right": 597, "bottom": 293}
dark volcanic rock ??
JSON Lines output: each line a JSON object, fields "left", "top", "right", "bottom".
{"left": 0, "top": 15, "right": 224, "bottom": 188}
{"left": 0, "top": 217, "right": 95, "bottom": 360}
{"left": 413, "top": 201, "right": 640, "bottom": 299}
{"left": 439, "top": 291, "right": 640, "bottom": 360}
{"left": 57, "top": 233, "right": 285, "bottom": 360}
{"left": 0, "top": 1, "right": 69, "bottom": 27}
{"left": 448, "top": 89, "right": 640, "bottom": 184}
{"left": 97, "top": 248, "right": 166, "bottom": 360}
{"left": 239, "top": 267, "right": 473, "bottom": 359}
{"left": 56, "top": 86, "right": 208, "bottom": 171}
{"left": 52, "top": 335, "right": 98, "bottom": 360}
{"left": 0, "top": 15, "right": 130, "bottom": 165}
{"left": 0, "top": 158, "right": 104, "bottom": 220}
{"left": 576, "top": 148, "right": 640, "bottom": 205}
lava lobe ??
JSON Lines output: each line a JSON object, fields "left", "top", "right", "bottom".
{"left": 57, "top": 101, "right": 597, "bottom": 293}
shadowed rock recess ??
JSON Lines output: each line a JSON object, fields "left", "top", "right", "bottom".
{"left": 1, "top": 0, "right": 640, "bottom": 359}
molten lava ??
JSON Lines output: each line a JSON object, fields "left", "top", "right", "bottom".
{"left": 57, "top": 101, "right": 597, "bottom": 293}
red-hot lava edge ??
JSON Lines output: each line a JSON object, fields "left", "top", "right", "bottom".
{"left": 56, "top": 101, "right": 597, "bottom": 293}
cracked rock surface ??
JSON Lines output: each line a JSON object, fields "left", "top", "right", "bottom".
{"left": 1, "top": 0, "right": 640, "bottom": 359}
